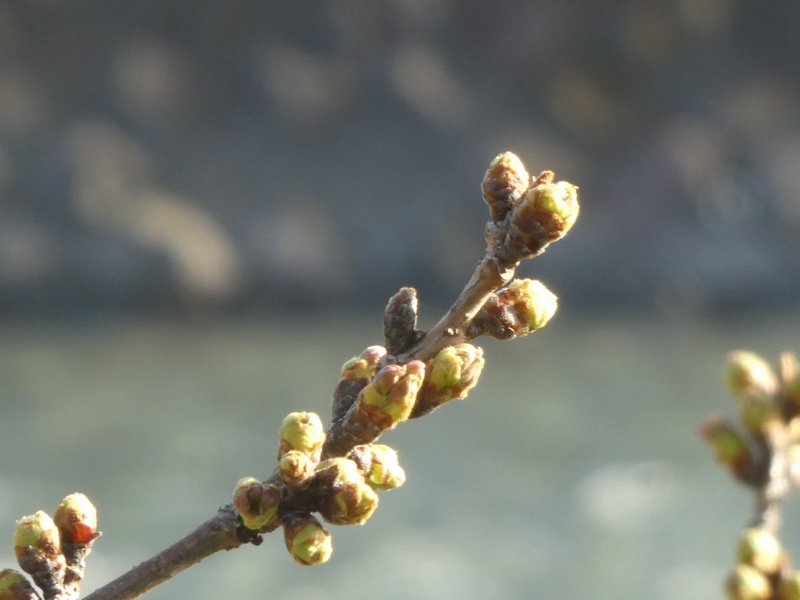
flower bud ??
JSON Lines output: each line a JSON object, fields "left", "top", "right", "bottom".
{"left": 13, "top": 511, "right": 65, "bottom": 590}
{"left": 339, "top": 346, "right": 388, "bottom": 386}
{"left": 736, "top": 527, "right": 784, "bottom": 575}
{"left": 738, "top": 394, "right": 783, "bottom": 435}
{"left": 413, "top": 344, "right": 484, "bottom": 416}
{"left": 232, "top": 477, "right": 282, "bottom": 531}
{"left": 507, "top": 170, "right": 579, "bottom": 256}
{"left": 698, "top": 415, "right": 752, "bottom": 472}
{"left": 320, "top": 479, "right": 379, "bottom": 526}
{"left": 778, "top": 572, "right": 800, "bottom": 600}
{"left": 279, "top": 450, "right": 317, "bottom": 490}
{"left": 314, "top": 457, "right": 362, "bottom": 483}
{"left": 482, "top": 151, "right": 530, "bottom": 222}
{"left": 358, "top": 361, "right": 426, "bottom": 428}
{"left": 0, "top": 569, "right": 37, "bottom": 600}
{"left": 348, "top": 444, "right": 406, "bottom": 490}
{"left": 279, "top": 412, "right": 326, "bottom": 459}
{"left": 474, "top": 279, "right": 558, "bottom": 340}
{"left": 283, "top": 514, "right": 332, "bottom": 566}
{"left": 725, "top": 351, "right": 778, "bottom": 401}
{"left": 725, "top": 564, "right": 772, "bottom": 600}
{"left": 383, "top": 287, "right": 421, "bottom": 355}
{"left": 54, "top": 493, "right": 99, "bottom": 545}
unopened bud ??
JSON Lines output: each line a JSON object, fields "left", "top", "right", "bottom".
{"left": 358, "top": 361, "right": 426, "bottom": 428}
{"left": 736, "top": 527, "right": 784, "bottom": 575}
{"left": 0, "top": 569, "right": 36, "bottom": 600}
{"left": 279, "top": 412, "right": 326, "bottom": 459}
{"left": 725, "top": 564, "right": 772, "bottom": 600}
{"left": 283, "top": 513, "right": 332, "bottom": 566}
{"left": 13, "top": 511, "right": 61, "bottom": 563}
{"left": 339, "top": 347, "right": 388, "bottom": 386}
{"left": 54, "top": 493, "right": 99, "bottom": 545}
{"left": 320, "top": 479, "right": 379, "bottom": 526}
{"left": 738, "top": 394, "right": 783, "bottom": 435}
{"left": 778, "top": 571, "right": 800, "bottom": 600}
{"left": 233, "top": 477, "right": 282, "bottom": 531}
{"left": 725, "top": 351, "right": 778, "bottom": 401}
{"left": 482, "top": 151, "right": 530, "bottom": 222}
{"left": 698, "top": 415, "right": 752, "bottom": 472}
{"left": 507, "top": 171, "right": 579, "bottom": 256}
{"left": 279, "top": 450, "right": 317, "bottom": 490}
{"left": 348, "top": 444, "right": 406, "bottom": 490}
{"left": 414, "top": 344, "right": 484, "bottom": 416}
{"left": 473, "top": 279, "right": 558, "bottom": 340}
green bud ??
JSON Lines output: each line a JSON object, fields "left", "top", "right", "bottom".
{"left": 54, "top": 492, "right": 99, "bottom": 545}
{"left": 232, "top": 477, "right": 282, "bottom": 531}
{"left": 482, "top": 151, "right": 530, "bottom": 221}
{"left": 283, "top": 514, "right": 332, "bottom": 566}
{"left": 778, "top": 572, "right": 800, "bottom": 600}
{"left": 358, "top": 361, "right": 425, "bottom": 427}
{"left": 0, "top": 569, "right": 36, "bottom": 600}
{"left": 698, "top": 415, "right": 751, "bottom": 470}
{"left": 505, "top": 279, "right": 558, "bottom": 332}
{"left": 13, "top": 511, "right": 61, "bottom": 560}
{"left": 508, "top": 170, "right": 579, "bottom": 255}
{"left": 279, "top": 450, "right": 317, "bottom": 489}
{"left": 725, "top": 564, "right": 772, "bottom": 600}
{"left": 279, "top": 412, "right": 326, "bottom": 457}
{"left": 414, "top": 344, "right": 485, "bottom": 416}
{"left": 340, "top": 346, "right": 387, "bottom": 385}
{"left": 348, "top": 444, "right": 406, "bottom": 490}
{"left": 725, "top": 351, "right": 778, "bottom": 401}
{"left": 738, "top": 394, "right": 783, "bottom": 435}
{"left": 321, "top": 480, "right": 379, "bottom": 526}
{"left": 736, "top": 527, "right": 784, "bottom": 575}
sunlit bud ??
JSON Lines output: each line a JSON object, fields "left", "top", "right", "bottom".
{"left": 738, "top": 394, "right": 783, "bottom": 435}
{"left": 279, "top": 412, "right": 326, "bottom": 459}
{"left": 13, "top": 511, "right": 65, "bottom": 589}
{"left": 232, "top": 477, "right": 282, "bottom": 531}
{"left": 778, "top": 571, "right": 800, "bottom": 600}
{"left": 283, "top": 513, "right": 332, "bottom": 566}
{"left": 54, "top": 493, "right": 99, "bottom": 546}
{"left": 482, "top": 151, "right": 530, "bottom": 222}
{"left": 279, "top": 450, "right": 317, "bottom": 490}
{"left": 384, "top": 287, "right": 421, "bottom": 355}
{"left": 413, "top": 344, "right": 484, "bottom": 417}
{"left": 339, "top": 346, "right": 388, "bottom": 386}
{"left": 314, "top": 457, "right": 362, "bottom": 485}
{"left": 725, "top": 564, "right": 772, "bottom": 600}
{"left": 348, "top": 444, "right": 406, "bottom": 490}
{"left": 474, "top": 279, "right": 558, "bottom": 340}
{"left": 320, "top": 480, "right": 380, "bottom": 526}
{"left": 736, "top": 527, "right": 784, "bottom": 575}
{"left": 507, "top": 171, "right": 579, "bottom": 256}
{"left": 698, "top": 415, "right": 752, "bottom": 472}
{"left": 725, "top": 351, "right": 779, "bottom": 401}
{"left": 0, "top": 569, "right": 38, "bottom": 600}
{"left": 358, "top": 361, "right": 426, "bottom": 427}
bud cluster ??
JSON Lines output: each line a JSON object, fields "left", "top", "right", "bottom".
{"left": 4, "top": 493, "right": 99, "bottom": 600}
{"left": 702, "top": 350, "right": 800, "bottom": 599}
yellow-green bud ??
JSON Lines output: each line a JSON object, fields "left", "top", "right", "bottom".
{"left": 13, "top": 511, "right": 61, "bottom": 561}
{"left": 736, "top": 527, "right": 784, "bottom": 575}
{"left": 508, "top": 170, "right": 579, "bottom": 255}
{"left": 340, "top": 346, "right": 388, "bottom": 385}
{"left": 414, "top": 344, "right": 485, "bottom": 417}
{"left": 506, "top": 279, "right": 558, "bottom": 332}
{"left": 738, "top": 394, "right": 783, "bottom": 435}
{"left": 283, "top": 514, "right": 332, "bottom": 566}
{"left": 0, "top": 569, "right": 36, "bottom": 600}
{"left": 778, "top": 572, "right": 800, "bottom": 600}
{"left": 698, "top": 415, "right": 751, "bottom": 470}
{"left": 725, "top": 351, "right": 778, "bottom": 401}
{"left": 279, "top": 450, "right": 317, "bottom": 489}
{"left": 54, "top": 493, "right": 99, "bottom": 545}
{"left": 315, "top": 457, "right": 362, "bottom": 484}
{"left": 279, "top": 412, "right": 326, "bottom": 457}
{"left": 321, "top": 480, "right": 379, "bottom": 526}
{"left": 482, "top": 151, "right": 530, "bottom": 222}
{"left": 726, "top": 564, "right": 772, "bottom": 600}
{"left": 232, "top": 477, "right": 282, "bottom": 531}
{"left": 358, "top": 361, "right": 425, "bottom": 427}
{"left": 349, "top": 444, "right": 406, "bottom": 490}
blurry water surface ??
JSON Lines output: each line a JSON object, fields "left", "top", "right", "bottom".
{"left": 2, "top": 307, "right": 800, "bottom": 600}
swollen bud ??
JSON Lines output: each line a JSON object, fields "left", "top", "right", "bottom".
{"left": 320, "top": 479, "right": 379, "bottom": 526}
{"left": 736, "top": 527, "right": 784, "bottom": 575}
{"left": 507, "top": 170, "right": 579, "bottom": 257}
{"left": 482, "top": 151, "right": 530, "bottom": 222}
{"left": 232, "top": 477, "right": 282, "bottom": 531}
{"left": 283, "top": 513, "right": 333, "bottom": 566}
{"left": 698, "top": 415, "right": 752, "bottom": 476}
{"left": 54, "top": 493, "right": 99, "bottom": 545}
{"left": 725, "top": 351, "right": 779, "bottom": 401}
{"left": 339, "top": 347, "right": 388, "bottom": 386}
{"left": 725, "top": 564, "right": 772, "bottom": 600}
{"left": 358, "top": 361, "right": 426, "bottom": 428}
{"left": 13, "top": 511, "right": 65, "bottom": 592}
{"left": 472, "top": 279, "right": 558, "bottom": 340}
{"left": 0, "top": 569, "right": 37, "bottom": 600}
{"left": 279, "top": 450, "right": 317, "bottom": 490}
{"left": 348, "top": 444, "right": 406, "bottom": 490}
{"left": 413, "top": 344, "right": 484, "bottom": 416}
{"left": 279, "top": 412, "right": 326, "bottom": 459}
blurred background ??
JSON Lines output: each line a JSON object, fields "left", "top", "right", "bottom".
{"left": 1, "top": 1, "right": 800, "bottom": 599}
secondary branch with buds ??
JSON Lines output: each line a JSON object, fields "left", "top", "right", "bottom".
{"left": 0, "top": 152, "right": 580, "bottom": 600}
